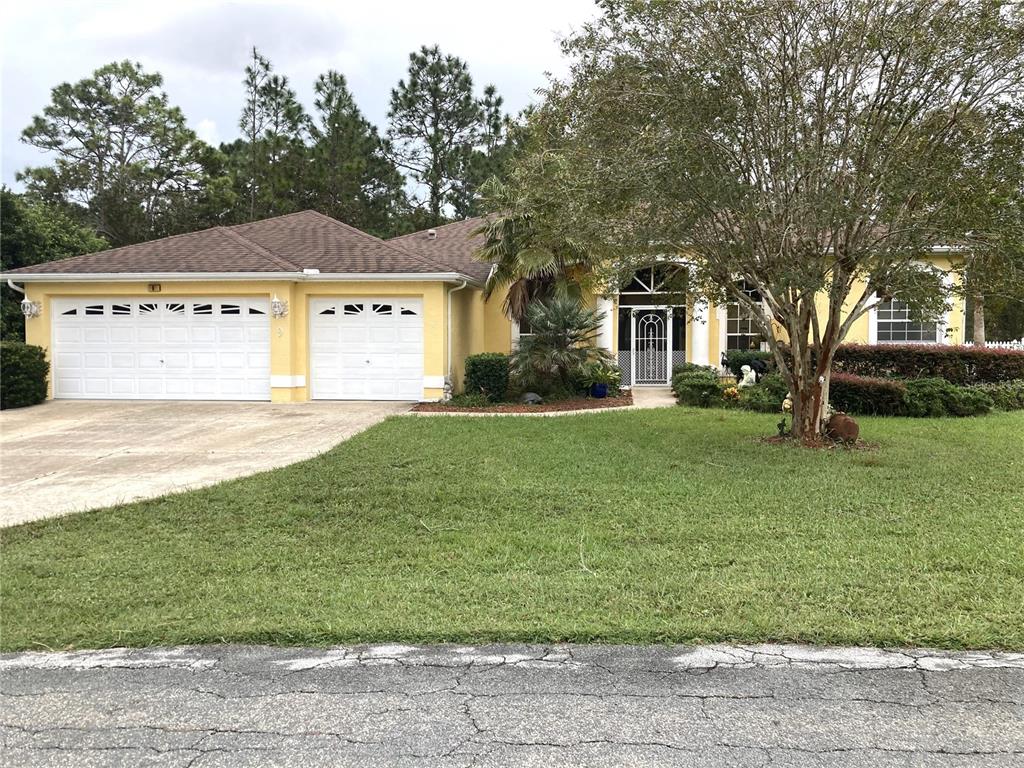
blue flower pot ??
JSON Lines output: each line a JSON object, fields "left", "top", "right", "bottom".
{"left": 590, "top": 383, "right": 609, "bottom": 399}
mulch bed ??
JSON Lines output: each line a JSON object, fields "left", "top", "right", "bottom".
{"left": 413, "top": 392, "right": 634, "bottom": 414}
{"left": 759, "top": 434, "right": 878, "bottom": 450}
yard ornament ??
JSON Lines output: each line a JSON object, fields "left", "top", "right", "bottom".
{"left": 738, "top": 365, "right": 757, "bottom": 388}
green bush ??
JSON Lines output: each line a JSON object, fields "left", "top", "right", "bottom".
{"left": 830, "top": 374, "right": 909, "bottom": 416}
{"left": 832, "top": 344, "right": 1024, "bottom": 384}
{"left": 736, "top": 374, "right": 789, "bottom": 413}
{"left": 0, "top": 342, "right": 49, "bottom": 409}
{"left": 971, "top": 380, "right": 1024, "bottom": 411}
{"left": 672, "top": 368, "right": 722, "bottom": 407}
{"left": 904, "top": 377, "right": 992, "bottom": 417}
{"left": 464, "top": 353, "right": 510, "bottom": 402}
{"left": 721, "top": 349, "right": 774, "bottom": 377}
{"left": 448, "top": 392, "right": 492, "bottom": 408}
{"left": 673, "top": 362, "right": 718, "bottom": 376}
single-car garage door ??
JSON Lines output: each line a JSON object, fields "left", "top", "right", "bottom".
{"left": 309, "top": 297, "right": 423, "bottom": 400}
{"left": 52, "top": 297, "right": 271, "bottom": 400}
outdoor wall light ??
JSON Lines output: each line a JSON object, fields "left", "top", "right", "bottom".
{"left": 271, "top": 295, "right": 289, "bottom": 319}
{"left": 20, "top": 297, "right": 42, "bottom": 318}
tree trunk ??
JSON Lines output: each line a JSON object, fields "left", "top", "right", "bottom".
{"left": 972, "top": 291, "right": 986, "bottom": 346}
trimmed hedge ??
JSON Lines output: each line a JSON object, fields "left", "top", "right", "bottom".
{"left": 971, "top": 380, "right": 1024, "bottom": 411}
{"left": 672, "top": 368, "right": 722, "bottom": 407}
{"left": 830, "top": 373, "right": 909, "bottom": 416}
{"left": 464, "top": 353, "right": 510, "bottom": 402}
{"left": 830, "top": 373, "right": 993, "bottom": 417}
{"left": 833, "top": 344, "right": 1024, "bottom": 385}
{"left": 1, "top": 342, "right": 49, "bottom": 410}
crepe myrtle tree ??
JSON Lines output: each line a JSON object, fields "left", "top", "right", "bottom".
{"left": 517, "top": 0, "right": 1024, "bottom": 441}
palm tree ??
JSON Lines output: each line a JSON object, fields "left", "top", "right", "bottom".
{"left": 475, "top": 178, "right": 594, "bottom": 322}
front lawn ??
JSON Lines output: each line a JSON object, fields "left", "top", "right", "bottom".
{"left": 3, "top": 409, "right": 1022, "bottom": 651}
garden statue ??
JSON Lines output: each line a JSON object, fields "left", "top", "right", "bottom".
{"left": 738, "top": 365, "right": 757, "bottom": 388}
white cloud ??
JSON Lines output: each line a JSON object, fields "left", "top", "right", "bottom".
{"left": 195, "top": 118, "right": 219, "bottom": 146}
{"left": 1, "top": 0, "right": 598, "bottom": 186}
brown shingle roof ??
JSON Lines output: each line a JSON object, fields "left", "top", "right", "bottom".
{"left": 3, "top": 210, "right": 469, "bottom": 278}
{"left": 389, "top": 217, "right": 493, "bottom": 282}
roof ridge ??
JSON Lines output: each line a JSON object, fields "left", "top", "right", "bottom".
{"left": 301, "top": 209, "right": 466, "bottom": 275}
{"left": 220, "top": 225, "right": 303, "bottom": 272}
{"left": 389, "top": 216, "right": 487, "bottom": 240}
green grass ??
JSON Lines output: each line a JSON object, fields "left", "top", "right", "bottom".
{"left": 3, "top": 409, "right": 1023, "bottom": 651}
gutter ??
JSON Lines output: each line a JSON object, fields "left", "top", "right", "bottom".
{"left": 6, "top": 279, "right": 26, "bottom": 295}
{"left": 0, "top": 271, "right": 482, "bottom": 287}
{"left": 446, "top": 279, "right": 469, "bottom": 390}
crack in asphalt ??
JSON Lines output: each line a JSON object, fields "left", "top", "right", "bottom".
{"left": 2, "top": 643, "right": 1021, "bottom": 766}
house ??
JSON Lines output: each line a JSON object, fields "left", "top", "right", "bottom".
{"left": 3, "top": 210, "right": 966, "bottom": 402}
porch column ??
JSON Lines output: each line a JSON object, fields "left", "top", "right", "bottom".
{"left": 691, "top": 299, "right": 711, "bottom": 366}
{"left": 597, "top": 296, "right": 614, "bottom": 352}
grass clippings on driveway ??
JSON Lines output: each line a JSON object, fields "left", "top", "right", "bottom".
{"left": 2, "top": 408, "right": 1022, "bottom": 651}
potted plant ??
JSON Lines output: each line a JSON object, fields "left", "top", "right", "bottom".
{"left": 579, "top": 361, "right": 621, "bottom": 398}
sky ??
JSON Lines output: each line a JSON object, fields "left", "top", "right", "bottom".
{"left": 1, "top": 0, "right": 599, "bottom": 189}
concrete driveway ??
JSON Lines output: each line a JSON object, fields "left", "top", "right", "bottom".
{"left": 0, "top": 400, "right": 410, "bottom": 527}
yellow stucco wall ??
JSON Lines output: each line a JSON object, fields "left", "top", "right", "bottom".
{"left": 20, "top": 258, "right": 967, "bottom": 403}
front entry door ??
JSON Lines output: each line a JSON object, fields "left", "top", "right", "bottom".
{"left": 632, "top": 308, "right": 670, "bottom": 385}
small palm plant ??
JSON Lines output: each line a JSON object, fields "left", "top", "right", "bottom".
{"left": 510, "top": 297, "right": 612, "bottom": 394}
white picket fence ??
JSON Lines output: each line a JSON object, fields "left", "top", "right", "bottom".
{"left": 962, "top": 338, "right": 1024, "bottom": 350}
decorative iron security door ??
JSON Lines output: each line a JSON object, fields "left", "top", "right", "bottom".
{"left": 632, "top": 308, "right": 670, "bottom": 385}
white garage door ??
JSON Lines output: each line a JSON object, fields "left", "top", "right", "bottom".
{"left": 310, "top": 298, "right": 423, "bottom": 400}
{"left": 52, "top": 297, "right": 271, "bottom": 401}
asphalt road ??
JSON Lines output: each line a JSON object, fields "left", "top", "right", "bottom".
{"left": 1, "top": 643, "right": 1022, "bottom": 767}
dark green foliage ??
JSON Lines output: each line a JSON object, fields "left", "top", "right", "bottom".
{"left": 0, "top": 342, "right": 48, "bottom": 409}
{"left": 387, "top": 46, "right": 506, "bottom": 224}
{"left": 830, "top": 374, "right": 911, "bottom": 416}
{"left": 672, "top": 367, "right": 722, "bottom": 407}
{"left": 721, "top": 349, "right": 774, "bottom": 377}
{"left": 673, "top": 363, "right": 718, "bottom": 376}
{"left": 736, "top": 374, "right": 789, "bottom": 413}
{"left": 971, "top": 380, "right": 1024, "bottom": 411}
{"left": 1, "top": 189, "right": 108, "bottom": 341}
{"left": 464, "top": 353, "right": 510, "bottom": 402}
{"left": 510, "top": 298, "right": 611, "bottom": 394}
{"left": 448, "top": 392, "right": 491, "bottom": 408}
{"left": 833, "top": 344, "right": 1024, "bottom": 384}
{"left": 19, "top": 60, "right": 227, "bottom": 246}
{"left": 904, "top": 378, "right": 993, "bottom": 417}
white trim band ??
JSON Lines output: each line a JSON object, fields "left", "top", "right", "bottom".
{"left": 0, "top": 271, "right": 481, "bottom": 285}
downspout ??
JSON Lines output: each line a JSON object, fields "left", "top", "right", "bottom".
{"left": 446, "top": 279, "right": 469, "bottom": 398}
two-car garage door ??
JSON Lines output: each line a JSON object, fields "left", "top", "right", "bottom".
{"left": 52, "top": 297, "right": 272, "bottom": 400}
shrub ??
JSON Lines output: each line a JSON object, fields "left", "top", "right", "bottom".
{"left": 971, "top": 380, "right": 1024, "bottom": 411}
{"left": 672, "top": 368, "right": 722, "bottom": 407}
{"left": 832, "top": 344, "right": 1024, "bottom": 385}
{"left": 736, "top": 373, "right": 789, "bottom": 413}
{"left": 829, "top": 374, "right": 909, "bottom": 416}
{"left": 721, "top": 349, "right": 774, "bottom": 377}
{"left": 903, "top": 378, "right": 992, "bottom": 417}
{"left": 464, "top": 353, "right": 510, "bottom": 402}
{"left": 448, "top": 392, "right": 492, "bottom": 408}
{"left": 510, "top": 297, "right": 611, "bottom": 394}
{"left": 0, "top": 342, "right": 49, "bottom": 409}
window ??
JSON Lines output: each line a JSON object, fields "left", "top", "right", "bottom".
{"left": 220, "top": 303, "right": 240, "bottom": 315}
{"left": 726, "top": 282, "right": 766, "bottom": 351}
{"left": 400, "top": 306, "right": 418, "bottom": 316}
{"left": 139, "top": 303, "right": 158, "bottom": 315}
{"left": 165, "top": 303, "right": 185, "bottom": 315}
{"left": 61, "top": 308, "right": 78, "bottom": 316}
{"left": 319, "top": 307, "right": 336, "bottom": 315}
{"left": 248, "top": 306, "right": 266, "bottom": 315}
{"left": 343, "top": 303, "right": 363, "bottom": 315}
{"left": 193, "top": 303, "right": 213, "bottom": 315}
{"left": 372, "top": 303, "right": 393, "bottom": 315}
{"left": 876, "top": 298, "right": 939, "bottom": 343}
{"left": 111, "top": 304, "right": 131, "bottom": 316}
{"left": 85, "top": 305, "right": 104, "bottom": 316}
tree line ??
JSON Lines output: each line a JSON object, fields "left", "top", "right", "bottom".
{"left": 12, "top": 45, "right": 514, "bottom": 249}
